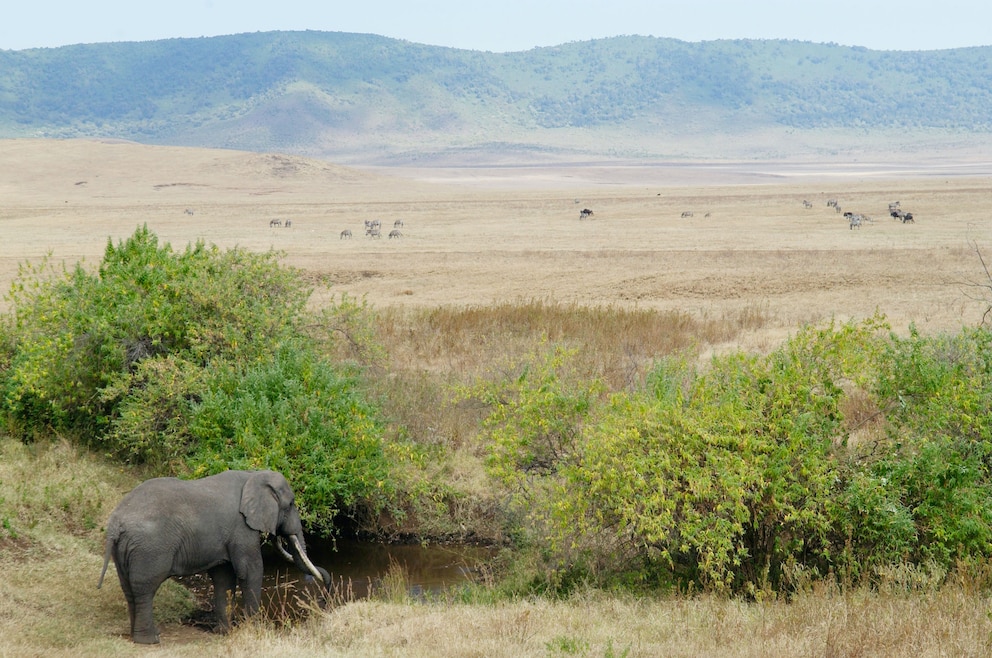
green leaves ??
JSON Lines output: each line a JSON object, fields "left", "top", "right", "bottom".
{"left": 186, "top": 345, "right": 391, "bottom": 534}
{"left": 472, "top": 319, "right": 992, "bottom": 594}
{"left": 0, "top": 226, "right": 392, "bottom": 532}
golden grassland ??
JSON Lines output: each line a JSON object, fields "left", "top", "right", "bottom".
{"left": 2, "top": 139, "right": 992, "bottom": 655}
{"left": 1, "top": 138, "right": 990, "bottom": 347}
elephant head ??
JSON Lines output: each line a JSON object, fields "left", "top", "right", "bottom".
{"left": 240, "top": 470, "right": 327, "bottom": 587}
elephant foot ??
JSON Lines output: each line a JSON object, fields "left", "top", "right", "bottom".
{"left": 132, "top": 630, "right": 161, "bottom": 644}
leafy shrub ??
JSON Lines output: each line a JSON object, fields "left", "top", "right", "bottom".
{"left": 2, "top": 225, "right": 306, "bottom": 441}
{"left": 474, "top": 318, "right": 992, "bottom": 594}
{"left": 0, "top": 226, "right": 392, "bottom": 531}
{"left": 185, "top": 344, "right": 393, "bottom": 533}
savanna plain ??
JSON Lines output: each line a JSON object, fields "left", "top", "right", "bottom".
{"left": 2, "top": 139, "right": 992, "bottom": 656}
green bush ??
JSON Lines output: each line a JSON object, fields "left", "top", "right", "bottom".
{"left": 2, "top": 225, "right": 306, "bottom": 441}
{"left": 475, "top": 319, "right": 992, "bottom": 593}
{"left": 0, "top": 226, "right": 393, "bottom": 532}
{"left": 185, "top": 344, "right": 393, "bottom": 533}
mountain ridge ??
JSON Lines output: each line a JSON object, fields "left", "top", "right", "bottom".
{"left": 1, "top": 31, "right": 990, "bottom": 164}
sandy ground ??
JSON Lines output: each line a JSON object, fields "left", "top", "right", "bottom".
{"left": 1, "top": 139, "right": 990, "bottom": 348}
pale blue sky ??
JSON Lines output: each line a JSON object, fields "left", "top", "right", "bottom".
{"left": 2, "top": 0, "right": 988, "bottom": 52}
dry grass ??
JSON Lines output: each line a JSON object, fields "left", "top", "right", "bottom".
{"left": 2, "top": 139, "right": 990, "bottom": 344}
{"left": 215, "top": 585, "right": 992, "bottom": 657}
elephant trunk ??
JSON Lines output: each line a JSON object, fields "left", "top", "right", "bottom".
{"left": 285, "top": 534, "right": 327, "bottom": 587}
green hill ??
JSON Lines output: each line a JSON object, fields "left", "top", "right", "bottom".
{"left": 1, "top": 32, "right": 990, "bottom": 162}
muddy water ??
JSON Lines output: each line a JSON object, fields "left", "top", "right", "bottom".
{"left": 260, "top": 538, "right": 494, "bottom": 612}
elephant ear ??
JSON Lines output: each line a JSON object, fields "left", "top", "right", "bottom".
{"left": 240, "top": 471, "right": 288, "bottom": 535}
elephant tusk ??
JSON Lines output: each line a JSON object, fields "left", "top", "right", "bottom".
{"left": 289, "top": 534, "right": 326, "bottom": 586}
{"left": 275, "top": 536, "right": 295, "bottom": 563}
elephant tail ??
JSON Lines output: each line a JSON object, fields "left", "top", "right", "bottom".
{"left": 97, "top": 539, "right": 113, "bottom": 589}
{"left": 97, "top": 523, "right": 119, "bottom": 589}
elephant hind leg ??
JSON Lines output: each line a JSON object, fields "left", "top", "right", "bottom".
{"left": 127, "top": 578, "right": 165, "bottom": 644}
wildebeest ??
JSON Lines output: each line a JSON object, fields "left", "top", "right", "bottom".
{"left": 579, "top": 208, "right": 594, "bottom": 220}
{"left": 890, "top": 210, "right": 915, "bottom": 223}
{"left": 340, "top": 229, "right": 352, "bottom": 239}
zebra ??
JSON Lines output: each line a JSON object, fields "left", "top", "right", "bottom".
{"left": 849, "top": 214, "right": 862, "bottom": 230}
{"left": 681, "top": 211, "right": 694, "bottom": 218}
{"left": 269, "top": 219, "right": 282, "bottom": 227}
{"left": 366, "top": 227, "right": 381, "bottom": 239}
{"left": 393, "top": 219, "right": 404, "bottom": 228}
{"left": 340, "top": 229, "right": 352, "bottom": 239}
{"left": 802, "top": 200, "right": 813, "bottom": 209}
{"left": 284, "top": 219, "right": 292, "bottom": 228}
{"left": 388, "top": 229, "right": 402, "bottom": 239}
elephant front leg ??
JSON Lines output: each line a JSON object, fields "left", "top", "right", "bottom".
{"left": 208, "top": 564, "right": 237, "bottom": 633}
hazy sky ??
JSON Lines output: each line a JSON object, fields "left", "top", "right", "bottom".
{"left": 2, "top": 0, "right": 989, "bottom": 52}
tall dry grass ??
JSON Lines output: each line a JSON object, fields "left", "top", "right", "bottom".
{"left": 219, "top": 584, "right": 992, "bottom": 657}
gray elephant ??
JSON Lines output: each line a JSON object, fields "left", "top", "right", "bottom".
{"left": 97, "top": 469, "right": 329, "bottom": 644}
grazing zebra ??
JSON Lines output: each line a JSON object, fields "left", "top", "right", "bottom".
{"left": 802, "top": 200, "right": 813, "bottom": 209}
{"left": 184, "top": 208, "right": 195, "bottom": 216}
{"left": 579, "top": 208, "right": 594, "bottom": 220}
{"left": 366, "top": 227, "right": 381, "bottom": 239}
{"left": 388, "top": 229, "right": 402, "bottom": 239}
{"left": 269, "top": 219, "right": 282, "bottom": 227}
{"left": 340, "top": 229, "right": 352, "bottom": 239}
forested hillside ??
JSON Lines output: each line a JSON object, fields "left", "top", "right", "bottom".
{"left": 1, "top": 32, "right": 989, "bottom": 162}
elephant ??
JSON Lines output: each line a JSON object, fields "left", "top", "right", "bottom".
{"left": 97, "top": 469, "right": 329, "bottom": 644}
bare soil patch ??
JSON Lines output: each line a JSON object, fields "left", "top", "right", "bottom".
{"left": 1, "top": 139, "right": 990, "bottom": 346}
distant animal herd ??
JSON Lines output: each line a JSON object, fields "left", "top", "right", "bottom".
{"left": 178, "top": 194, "right": 916, "bottom": 240}
{"left": 805, "top": 198, "right": 916, "bottom": 230}
{"left": 339, "top": 219, "right": 405, "bottom": 239}
{"left": 250, "top": 214, "right": 410, "bottom": 239}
